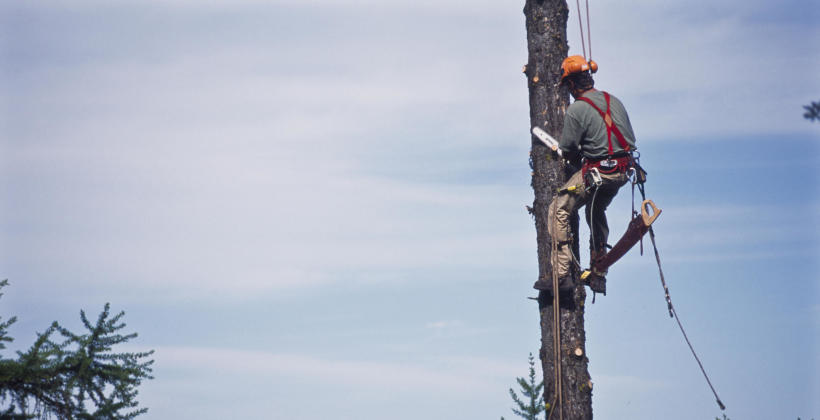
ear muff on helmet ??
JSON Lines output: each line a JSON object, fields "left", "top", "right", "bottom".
{"left": 561, "top": 55, "right": 598, "bottom": 80}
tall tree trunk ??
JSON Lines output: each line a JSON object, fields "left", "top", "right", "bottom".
{"left": 523, "top": 0, "right": 593, "bottom": 418}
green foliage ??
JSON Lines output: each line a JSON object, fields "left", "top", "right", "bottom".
{"left": 507, "top": 353, "right": 545, "bottom": 420}
{"left": 804, "top": 100, "right": 820, "bottom": 122}
{"left": 0, "top": 280, "right": 17, "bottom": 351}
{"left": 0, "top": 281, "right": 154, "bottom": 419}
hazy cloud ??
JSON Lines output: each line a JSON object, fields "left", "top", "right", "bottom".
{"left": 155, "top": 345, "right": 517, "bottom": 393}
{"left": 2, "top": 0, "right": 816, "bottom": 303}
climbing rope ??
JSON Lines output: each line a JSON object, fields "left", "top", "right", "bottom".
{"left": 585, "top": 0, "right": 592, "bottom": 61}
{"left": 575, "top": 0, "right": 587, "bottom": 60}
{"left": 632, "top": 176, "right": 726, "bottom": 411}
{"left": 575, "top": 0, "right": 593, "bottom": 62}
{"left": 547, "top": 197, "right": 564, "bottom": 420}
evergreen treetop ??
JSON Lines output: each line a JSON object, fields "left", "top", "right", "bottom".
{"left": 0, "top": 280, "right": 154, "bottom": 419}
{"left": 506, "top": 353, "right": 545, "bottom": 420}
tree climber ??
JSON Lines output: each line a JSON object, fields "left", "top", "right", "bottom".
{"left": 533, "top": 55, "right": 637, "bottom": 296}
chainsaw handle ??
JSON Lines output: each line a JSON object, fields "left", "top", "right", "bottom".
{"left": 641, "top": 200, "right": 661, "bottom": 226}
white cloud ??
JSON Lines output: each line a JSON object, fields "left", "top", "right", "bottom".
{"left": 593, "top": 373, "right": 669, "bottom": 393}
{"left": 566, "top": 1, "right": 818, "bottom": 139}
{"left": 3, "top": 0, "right": 815, "bottom": 304}
{"left": 134, "top": 345, "right": 528, "bottom": 419}
{"left": 425, "top": 320, "right": 463, "bottom": 330}
{"left": 154, "top": 346, "right": 517, "bottom": 394}
{"left": 34, "top": 0, "right": 518, "bottom": 15}
{"left": 2, "top": 17, "right": 534, "bottom": 301}
{"left": 3, "top": 165, "right": 532, "bottom": 300}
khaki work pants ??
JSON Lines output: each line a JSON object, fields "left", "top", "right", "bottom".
{"left": 548, "top": 168, "right": 629, "bottom": 279}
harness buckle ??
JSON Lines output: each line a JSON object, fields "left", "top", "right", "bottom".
{"left": 599, "top": 159, "right": 618, "bottom": 171}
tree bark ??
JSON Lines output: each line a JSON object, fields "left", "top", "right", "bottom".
{"left": 523, "top": 0, "right": 593, "bottom": 418}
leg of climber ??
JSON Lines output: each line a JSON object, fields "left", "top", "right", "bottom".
{"left": 583, "top": 171, "right": 628, "bottom": 294}
{"left": 534, "top": 170, "right": 587, "bottom": 292}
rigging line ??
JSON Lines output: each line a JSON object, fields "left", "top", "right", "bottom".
{"left": 638, "top": 180, "right": 725, "bottom": 409}
{"left": 585, "top": 0, "right": 592, "bottom": 60}
{"left": 546, "top": 198, "right": 557, "bottom": 420}
{"left": 671, "top": 303, "right": 727, "bottom": 411}
{"left": 575, "top": 0, "right": 587, "bottom": 59}
{"left": 631, "top": 172, "right": 636, "bottom": 217}
{"left": 630, "top": 171, "right": 645, "bottom": 255}
{"left": 648, "top": 227, "right": 673, "bottom": 317}
{"left": 646, "top": 227, "right": 725, "bottom": 410}
{"left": 554, "top": 212, "right": 564, "bottom": 420}
{"left": 554, "top": 283, "right": 564, "bottom": 420}
{"left": 546, "top": 197, "right": 565, "bottom": 420}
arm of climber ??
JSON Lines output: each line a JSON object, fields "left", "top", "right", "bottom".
{"left": 559, "top": 111, "right": 584, "bottom": 163}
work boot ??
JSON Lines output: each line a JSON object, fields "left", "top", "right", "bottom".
{"left": 533, "top": 275, "right": 574, "bottom": 292}
{"left": 582, "top": 270, "right": 606, "bottom": 295}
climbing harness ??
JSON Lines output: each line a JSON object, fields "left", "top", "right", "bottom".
{"left": 576, "top": 92, "right": 631, "bottom": 158}
{"left": 632, "top": 174, "right": 727, "bottom": 411}
{"left": 577, "top": 90, "right": 632, "bottom": 283}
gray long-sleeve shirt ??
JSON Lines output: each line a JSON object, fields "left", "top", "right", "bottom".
{"left": 559, "top": 90, "right": 637, "bottom": 161}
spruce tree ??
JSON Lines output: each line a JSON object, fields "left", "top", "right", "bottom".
{"left": 0, "top": 281, "right": 15, "bottom": 352}
{"left": 507, "top": 353, "right": 545, "bottom": 420}
{"left": 0, "top": 280, "right": 154, "bottom": 419}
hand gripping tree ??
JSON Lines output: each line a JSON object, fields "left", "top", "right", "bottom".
{"left": 522, "top": 1, "right": 593, "bottom": 418}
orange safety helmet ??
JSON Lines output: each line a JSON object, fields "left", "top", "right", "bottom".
{"left": 561, "top": 55, "right": 598, "bottom": 80}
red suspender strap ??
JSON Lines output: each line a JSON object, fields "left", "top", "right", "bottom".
{"left": 576, "top": 92, "right": 630, "bottom": 155}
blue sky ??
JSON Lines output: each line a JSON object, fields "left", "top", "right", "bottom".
{"left": 1, "top": 1, "right": 818, "bottom": 419}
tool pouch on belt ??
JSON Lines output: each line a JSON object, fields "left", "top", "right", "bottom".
{"left": 632, "top": 160, "right": 648, "bottom": 184}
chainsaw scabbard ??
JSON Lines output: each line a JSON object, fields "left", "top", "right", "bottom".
{"left": 592, "top": 200, "right": 661, "bottom": 273}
